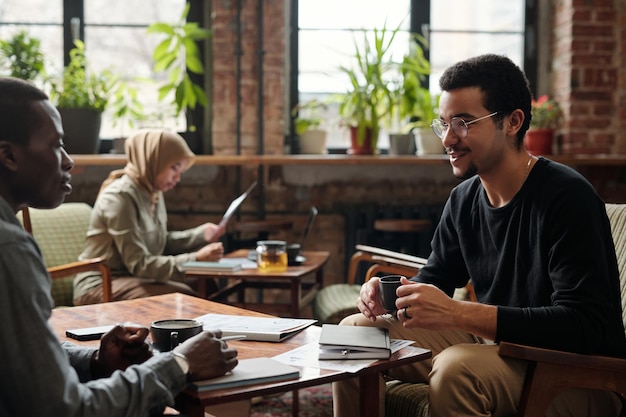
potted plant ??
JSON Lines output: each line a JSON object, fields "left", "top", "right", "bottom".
{"left": 525, "top": 95, "right": 562, "bottom": 156}
{"left": 388, "top": 35, "right": 435, "bottom": 155}
{"left": 409, "top": 88, "right": 444, "bottom": 155}
{"left": 338, "top": 24, "right": 398, "bottom": 155}
{"left": 46, "top": 40, "right": 119, "bottom": 154}
{"left": 147, "top": 2, "right": 211, "bottom": 145}
{"left": 292, "top": 99, "right": 328, "bottom": 154}
{"left": 0, "top": 30, "right": 45, "bottom": 83}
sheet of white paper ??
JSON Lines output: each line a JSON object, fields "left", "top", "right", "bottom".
{"left": 217, "top": 181, "right": 257, "bottom": 229}
{"left": 196, "top": 314, "right": 316, "bottom": 334}
{"left": 272, "top": 339, "right": 416, "bottom": 373}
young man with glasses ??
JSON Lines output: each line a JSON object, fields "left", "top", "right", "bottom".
{"left": 333, "top": 54, "right": 626, "bottom": 416}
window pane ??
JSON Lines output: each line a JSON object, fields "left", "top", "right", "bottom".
{"left": 431, "top": 0, "right": 524, "bottom": 32}
{"left": 429, "top": 32, "right": 524, "bottom": 90}
{"left": 0, "top": 0, "right": 62, "bottom": 23}
{"left": 85, "top": 0, "right": 185, "bottom": 25}
{"left": 299, "top": 0, "right": 410, "bottom": 30}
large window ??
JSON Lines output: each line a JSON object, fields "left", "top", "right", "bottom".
{"left": 0, "top": 0, "right": 187, "bottom": 143}
{"left": 295, "top": 0, "right": 529, "bottom": 150}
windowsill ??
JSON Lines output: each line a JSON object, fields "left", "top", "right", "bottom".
{"left": 68, "top": 153, "right": 626, "bottom": 167}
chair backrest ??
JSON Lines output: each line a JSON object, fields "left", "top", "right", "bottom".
{"left": 605, "top": 203, "right": 626, "bottom": 332}
{"left": 16, "top": 203, "right": 93, "bottom": 306}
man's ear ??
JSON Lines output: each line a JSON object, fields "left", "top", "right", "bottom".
{"left": 506, "top": 109, "right": 525, "bottom": 136}
{"left": 0, "top": 141, "right": 19, "bottom": 172}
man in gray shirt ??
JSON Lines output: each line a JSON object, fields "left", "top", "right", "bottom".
{"left": 0, "top": 76, "right": 239, "bottom": 416}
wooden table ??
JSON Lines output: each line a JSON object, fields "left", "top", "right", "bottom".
{"left": 186, "top": 250, "right": 330, "bottom": 317}
{"left": 50, "top": 293, "right": 430, "bottom": 417}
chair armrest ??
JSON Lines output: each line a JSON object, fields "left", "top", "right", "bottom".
{"left": 499, "top": 342, "right": 626, "bottom": 371}
{"left": 355, "top": 244, "right": 429, "bottom": 265}
{"left": 48, "top": 256, "right": 113, "bottom": 303}
{"left": 365, "top": 262, "right": 422, "bottom": 282}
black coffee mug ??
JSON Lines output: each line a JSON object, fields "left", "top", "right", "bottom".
{"left": 379, "top": 275, "right": 404, "bottom": 312}
{"left": 287, "top": 243, "right": 302, "bottom": 265}
{"left": 150, "top": 319, "right": 203, "bottom": 352}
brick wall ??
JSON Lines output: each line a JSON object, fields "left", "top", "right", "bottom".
{"left": 210, "top": 0, "right": 286, "bottom": 155}
{"left": 552, "top": 0, "right": 626, "bottom": 154}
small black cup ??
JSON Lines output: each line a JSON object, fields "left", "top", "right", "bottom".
{"left": 150, "top": 319, "right": 203, "bottom": 352}
{"left": 379, "top": 275, "right": 404, "bottom": 312}
{"left": 287, "top": 243, "right": 302, "bottom": 266}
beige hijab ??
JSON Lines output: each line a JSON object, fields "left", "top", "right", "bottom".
{"left": 99, "top": 130, "right": 195, "bottom": 200}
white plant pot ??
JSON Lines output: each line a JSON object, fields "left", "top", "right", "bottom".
{"left": 388, "top": 133, "right": 416, "bottom": 156}
{"left": 299, "top": 129, "right": 327, "bottom": 154}
{"left": 415, "top": 127, "right": 445, "bottom": 156}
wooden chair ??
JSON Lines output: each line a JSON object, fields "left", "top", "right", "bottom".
{"left": 498, "top": 203, "right": 626, "bottom": 416}
{"left": 19, "top": 204, "right": 112, "bottom": 306}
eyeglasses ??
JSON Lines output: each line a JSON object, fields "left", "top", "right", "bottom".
{"left": 430, "top": 112, "right": 499, "bottom": 140}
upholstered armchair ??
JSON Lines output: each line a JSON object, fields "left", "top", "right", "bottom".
{"left": 18, "top": 203, "right": 112, "bottom": 306}
{"left": 498, "top": 203, "right": 626, "bottom": 416}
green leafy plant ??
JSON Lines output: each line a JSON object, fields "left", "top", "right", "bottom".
{"left": 292, "top": 99, "right": 327, "bottom": 135}
{"left": 109, "top": 80, "right": 148, "bottom": 136}
{"left": 391, "top": 35, "right": 436, "bottom": 130}
{"left": 47, "top": 40, "right": 118, "bottom": 112}
{"left": 530, "top": 95, "right": 562, "bottom": 129}
{"left": 0, "top": 30, "right": 45, "bottom": 82}
{"left": 147, "top": 3, "right": 211, "bottom": 130}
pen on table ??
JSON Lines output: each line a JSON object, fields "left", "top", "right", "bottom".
{"left": 220, "top": 335, "right": 247, "bottom": 342}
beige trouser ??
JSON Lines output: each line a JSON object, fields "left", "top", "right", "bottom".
{"left": 74, "top": 276, "right": 199, "bottom": 305}
{"left": 332, "top": 313, "right": 622, "bottom": 417}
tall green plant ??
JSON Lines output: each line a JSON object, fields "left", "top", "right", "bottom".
{"left": 0, "top": 30, "right": 45, "bottom": 82}
{"left": 338, "top": 22, "right": 401, "bottom": 148}
{"left": 147, "top": 3, "right": 211, "bottom": 131}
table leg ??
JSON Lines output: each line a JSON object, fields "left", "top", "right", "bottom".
{"left": 359, "top": 372, "right": 381, "bottom": 417}
{"left": 291, "top": 280, "right": 300, "bottom": 317}
{"left": 174, "top": 394, "right": 205, "bottom": 417}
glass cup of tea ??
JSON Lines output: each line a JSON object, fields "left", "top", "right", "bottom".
{"left": 256, "top": 240, "right": 288, "bottom": 272}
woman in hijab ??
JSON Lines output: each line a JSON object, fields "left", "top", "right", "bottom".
{"left": 73, "top": 130, "right": 225, "bottom": 305}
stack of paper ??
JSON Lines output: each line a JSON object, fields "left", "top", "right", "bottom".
{"left": 190, "top": 357, "right": 300, "bottom": 391}
{"left": 181, "top": 260, "right": 242, "bottom": 273}
{"left": 318, "top": 324, "right": 391, "bottom": 360}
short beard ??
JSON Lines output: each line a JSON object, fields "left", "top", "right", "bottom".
{"left": 454, "top": 162, "right": 478, "bottom": 180}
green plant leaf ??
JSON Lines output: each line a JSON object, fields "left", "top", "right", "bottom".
{"left": 146, "top": 22, "right": 176, "bottom": 36}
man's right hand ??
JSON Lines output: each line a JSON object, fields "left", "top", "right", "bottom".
{"left": 356, "top": 277, "right": 387, "bottom": 322}
{"left": 173, "top": 331, "right": 238, "bottom": 381}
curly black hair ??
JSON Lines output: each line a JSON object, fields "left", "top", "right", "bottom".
{"left": 0, "top": 77, "right": 49, "bottom": 146}
{"left": 439, "top": 54, "right": 532, "bottom": 146}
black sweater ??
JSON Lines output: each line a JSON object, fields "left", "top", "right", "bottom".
{"left": 415, "top": 157, "right": 626, "bottom": 357}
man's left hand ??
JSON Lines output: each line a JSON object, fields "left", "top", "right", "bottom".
{"left": 93, "top": 323, "right": 153, "bottom": 377}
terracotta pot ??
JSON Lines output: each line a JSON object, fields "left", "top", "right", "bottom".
{"left": 348, "top": 126, "right": 376, "bottom": 155}
{"left": 524, "top": 128, "right": 554, "bottom": 156}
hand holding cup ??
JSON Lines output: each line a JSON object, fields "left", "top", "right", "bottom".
{"left": 379, "top": 275, "right": 405, "bottom": 313}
